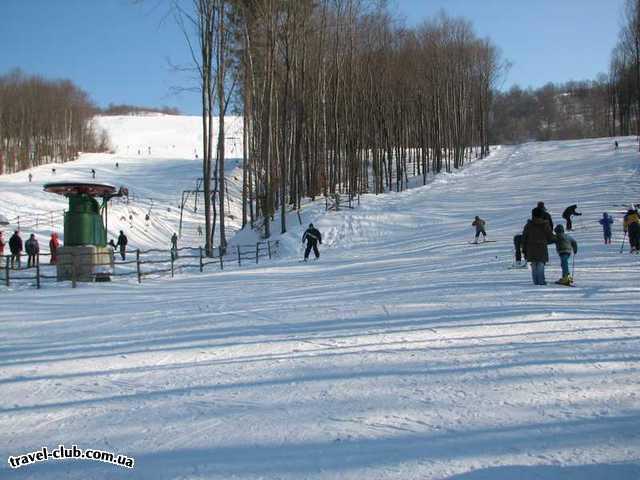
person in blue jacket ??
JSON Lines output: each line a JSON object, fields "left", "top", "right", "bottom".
{"left": 598, "top": 212, "right": 614, "bottom": 244}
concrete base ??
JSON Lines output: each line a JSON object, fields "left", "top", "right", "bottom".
{"left": 56, "top": 245, "right": 114, "bottom": 282}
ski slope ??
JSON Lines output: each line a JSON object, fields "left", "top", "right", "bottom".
{"left": 1, "top": 132, "right": 639, "bottom": 480}
{"left": 0, "top": 114, "right": 246, "bottom": 252}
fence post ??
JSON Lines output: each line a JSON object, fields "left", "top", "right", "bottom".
{"left": 237, "top": 245, "right": 241, "bottom": 267}
{"left": 199, "top": 247, "right": 203, "bottom": 273}
{"left": 71, "top": 252, "right": 77, "bottom": 288}
{"left": 5, "top": 256, "right": 9, "bottom": 287}
{"left": 171, "top": 250, "right": 175, "bottom": 278}
{"left": 136, "top": 249, "right": 141, "bottom": 283}
{"left": 256, "top": 243, "right": 260, "bottom": 264}
{"left": 36, "top": 254, "right": 40, "bottom": 289}
{"left": 267, "top": 241, "right": 272, "bottom": 259}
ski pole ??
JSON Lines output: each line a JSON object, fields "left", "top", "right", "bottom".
{"left": 620, "top": 231, "right": 627, "bottom": 253}
{"left": 571, "top": 254, "right": 575, "bottom": 279}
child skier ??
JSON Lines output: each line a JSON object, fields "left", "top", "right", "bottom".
{"left": 553, "top": 225, "right": 578, "bottom": 285}
{"left": 472, "top": 216, "right": 487, "bottom": 243}
{"left": 598, "top": 212, "right": 614, "bottom": 244}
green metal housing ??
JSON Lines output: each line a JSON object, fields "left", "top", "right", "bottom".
{"left": 63, "top": 195, "right": 107, "bottom": 247}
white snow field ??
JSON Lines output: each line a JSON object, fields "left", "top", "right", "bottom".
{"left": 1, "top": 124, "right": 639, "bottom": 479}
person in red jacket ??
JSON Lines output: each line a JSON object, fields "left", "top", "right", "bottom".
{"left": 49, "top": 232, "right": 60, "bottom": 264}
{"left": 0, "top": 231, "right": 5, "bottom": 257}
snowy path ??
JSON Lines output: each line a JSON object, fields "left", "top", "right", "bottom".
{"left": 1, "top": 137, "right": 639, "bottom": 479}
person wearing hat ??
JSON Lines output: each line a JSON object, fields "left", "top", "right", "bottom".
{"left": 302, "top": 223, "right": 322, "bottom": 261}
{"left": 532, "top": 201, "right": 553, "bottom": 230}
{"left": 522, "top": 207, "right": 556, "bottom": 285}
{"left": 553, "top": 224, "right": 578, "bottom": 285}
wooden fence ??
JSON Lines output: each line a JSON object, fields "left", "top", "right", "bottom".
{"left": 1, "top": 240, "right": 280, "bottom": 290}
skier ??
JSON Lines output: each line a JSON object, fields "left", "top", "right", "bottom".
{"left": 623, "top": 207, "right": 640, "bottom": 253}
{"left": 49, "top": 232, "right": 60, "bottom": 264}
{"left": 115, "top": 162, "right": 119, "bottom": 169}
{"left": 471, "top": 216, "right": 487, "bottom": 243}
{"left": 532, "top": 201, "right": 553, "bottom": 230}
{"left": 51, "top": 168, "right": 56, "bottom": 175}
{"left": 615, "top": 140, "right": 619, "bottom": 149}
{"left": 598, "top": 212, "right": 614, "bottom": 244}
{"left": 171, "top": 232, "right": 178, "bottom": 259}
{"left": 9, "top": 230, "right": 22, "bottom": 269}
{"left": 91, "top": 168, "right": 96, "bottom": 179}
{"left": 197, "top": 225, "right": 203, "bottom": 237}
{"left": 522, "top": 207, "right": 556, "bottom": 285}
{"left": 115, "top": 230, "right": 128, "bottom": 260}
{"left": 553, "top": 225, "right": 578, "bottom": 286}
{"left": 562, "top": 204, "right": 581, "bottom": 231}
{"left": 302, "top": 223, "right": 322, "bottom": 261}
{"left": 25, "top": 233, "right": 39, "bottom": 268}
{"left": 28, "top": 173, "right": 32, "bottom": 183}
{"left": 0, "top": 231, "right": 5, "bottom": 257}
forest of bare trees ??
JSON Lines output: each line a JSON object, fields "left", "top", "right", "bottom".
{"left": 609, "top": 0, "right": 640, "bottom": 145}
{"left": 490, "top": 79, "right": 612, "bottom": 144}
{"left": 235, "top": 1, "right": 504, "bottom": 238}
{"left": 0, "top": 69, "right": 105, "bottom": 175}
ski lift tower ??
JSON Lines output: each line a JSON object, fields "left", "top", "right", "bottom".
{"left": 43, "top": 182, "right": 127, "bottom": 282}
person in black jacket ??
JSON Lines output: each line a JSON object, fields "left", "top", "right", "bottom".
{"left": 9, "top": 231, "right": 23, "bottom": 269}
{"left": 25, "top": 233, "right": 39, "bottom": 268}
{"left": 531, "top": 201, "right": 553, "bottom": 230}
{"left": 562, "top": 204, "right": 582, "bottom": 231}
{"left": 302, "top": 223, "right": 322, "bottom": 261}
{"left": 115, "top": 230, "right": 128, "bottom": 260}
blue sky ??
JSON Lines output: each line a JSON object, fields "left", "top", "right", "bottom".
{"left": 0, "top": 0, "right": 625, "bottom": 115}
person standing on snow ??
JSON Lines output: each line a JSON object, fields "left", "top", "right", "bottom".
{"left": 522, "top": 207, "right": 556, "bottom": 285}
{"left": 532, "top": 201, "right": 553, "bottom": 230}
{"left": 599, "top": 212, "right": 614, "bottom": 244}
{"left": 25, "top": 233, "right": 39, "bottom": 268}
{"left": 562, "top": 204, "right": 582, "bottom": 231}
{"left": 623, "top": 207, "right": 640, "bottom": 253}
{"left": 553, "top": 225, "right": 578, "bottom": 285}
{"left": 302, "top": 223, "right": 322, "bottom": 261}
{"left": 0, "top": 231, "right": 5, "bottom": 258}
{"left": 471, "top": 216, "right": 487, "bottom": 243}
{"left": 115, "top": 230, "right": 128, "bottom": 260}
{"left": 49, "top": 232, "right": 60, "bottom": 264}
{"left": 171, "top": 232, "right": 178, "bottom": 259}
{"left": 9, "top": 230, "right": 22, "bottom": 269}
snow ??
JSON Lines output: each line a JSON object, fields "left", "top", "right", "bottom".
{"left": 1, "top": 119, "right": 639, "bottom": 479}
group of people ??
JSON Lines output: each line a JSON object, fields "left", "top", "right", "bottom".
{"left": 0, "top": 231, "right": 60, "bottom": 269}
{"left": 513, "top": 202, "right": 578, "bottom": 286}
{"left": 108, "top": 231, "right": 128, "bottom": 260}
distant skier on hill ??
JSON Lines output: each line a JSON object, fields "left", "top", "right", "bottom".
{"left": 599, "top": 212, "right": 614, "bottom": 244}
{"left": 562, "top": 204, "right": 581, "bottom": 231}
{"left": 553, "top": 225, "right": 578, "bottom": 286}
{"left": 171, "top": 233, "right": 178, "bottom": 258}
{"left": 28, "top": 173, "right": 32, "bottom": 183}
{"left": 302, "top": 223, "right": 322, "bottom": 261}
{"left": 91, "top": 169, "right": 96, "bottom": 179}
{"left": 471, "top": 216, "right": 487, "bottom": 243}
{"left": 532, "top": 201, "right": 553, "bottom": 230}
{"left": 522, "top": 207, "right": 556, "bottom": 285}
{"left": 623, "top": 207, "right": 640, "bottom": 253}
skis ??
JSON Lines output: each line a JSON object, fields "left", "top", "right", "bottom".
{"left": 554, "top": 280, "right": 576, "bottom": 287}
{"left": 468, "top": 240, "right": 497, "bottom": 245}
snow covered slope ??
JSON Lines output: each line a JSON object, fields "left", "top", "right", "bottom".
{"left": 0, "top": 114, "right": 245, "bottom": 251}
{"left": 1, "top": 136, "right": 639, "bottom": 480}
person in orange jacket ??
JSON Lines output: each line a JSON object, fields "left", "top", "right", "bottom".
{"left": 49, "top": 232, "right": 60, "bottom": 264}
